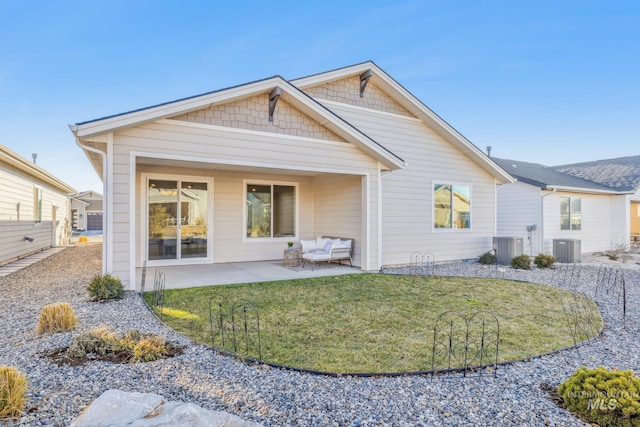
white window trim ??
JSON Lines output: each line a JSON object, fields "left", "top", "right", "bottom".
{"left": 560, "top": 196, "right": 582, "bottom": 231}
{"left": 432, "top": 181, "right": 472, "bottom": 232}
{"left": 243, "top": 179, "right": 299, "bottom": 242}
{"left": 141, "top": 172, "right": 214, "bottom": 266}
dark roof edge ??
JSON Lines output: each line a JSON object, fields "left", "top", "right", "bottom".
{"left": 75, "top": 75, "right": 283, "bottom": 126}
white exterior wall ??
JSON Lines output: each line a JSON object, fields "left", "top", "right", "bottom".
{"left": 496, "top": 181, "right": 543, "bottom": 255}
{"left": 110, "top": 119, "right": 381, "bottom": 287}
{"left": 320, "top": 101, "right": 499, "bottom": 264}
{"left": 71, "top": 198, "right": 87, "bottom": 230}
{"left": 311, "top": 174, "right": 364, "bottom": 267}
{"left": 0, "top": 163, "right": 70, "bottom": 264}
{"left": 542, "top": 191, "right": 623, "bottom": 254}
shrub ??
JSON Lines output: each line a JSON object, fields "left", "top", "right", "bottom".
{"left": 66, "top": 327, "right": 128, "bottom": 358}
{"left": 534, "top": 253, "right": 556, "bottom": 269}
{"left": 478, "top": 251, "right": 497, "bottom": 265}
{"left": 36, "top": 302, "right": 77, "bottom": 334}
{"left": 558, "top": 366, "right": 640, "bottom": 426}
{"left": 132, "top": 336, "right": 167, "bottom": 362}
{"left": 510, "top": 254, "right": 531, "bottom": 270}
{"left": 87, "top": 274, "right": 124, "bottom": 301}
{"left": 66, "top": 327, "right": 171, "bottom": 363}
{"left": 0, "top": 366, "right": 27, "bottom": 419}
{"left": 78, "top": 236, "right": 89, "bottom": 243}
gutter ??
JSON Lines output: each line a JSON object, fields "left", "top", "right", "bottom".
{"left": 70, "top": 125, "right": 110, "bottom": 274}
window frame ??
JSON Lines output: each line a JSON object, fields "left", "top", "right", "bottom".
{"left": 560, "top": 195, "right": 582, "bottom": 231}
{"left": 432, "top": 182, "right": 472, "bottom": 231}
{"left": 243, "top": 179, "right": 298, "bottom": 242}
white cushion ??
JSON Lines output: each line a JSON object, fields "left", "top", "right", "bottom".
{"left": 339, "top": 239, "right": 352, "bottom": 249}
{"left": 323, "top": 240, "right": 334, "bottom": 252}
{"left": 300, "top": 240, "right": 316, "bottom": 253}
{"left": 316, "top": 237, "right": 330, "bottom": 250}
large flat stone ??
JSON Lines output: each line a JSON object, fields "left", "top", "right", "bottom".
{"left": 71, "top": 389, "right": 262, "bottom": 427}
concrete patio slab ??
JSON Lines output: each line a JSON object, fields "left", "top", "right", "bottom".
{"left": 137, "top": 260, "right": 362, "bottom": 291}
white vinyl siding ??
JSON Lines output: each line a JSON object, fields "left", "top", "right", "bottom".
{"left": 321, "top": 101, "right": 498, "bottom": 265}
{"left": 496, "top": 182, "right": 542, "bottom": 255}
{"left": 111, "top": 119, "right": 381, "bottom": 287}
{"left": 311, "top": 173, "right": 364, "bottom": 267}
{"left": 542, "top": 192, "right": 624, "bottom": 253}
{"left": 0, "top": 163, "right": 71, "bottom": 265}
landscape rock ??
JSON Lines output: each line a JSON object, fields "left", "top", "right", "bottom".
{"left": 70, "top": 389, "right": 263, "bottom": 427}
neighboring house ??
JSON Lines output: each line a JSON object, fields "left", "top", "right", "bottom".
{"left": 71, "top": 190, "right": 103, "bottom": 231}
{"left": 0, "top": 144, "right": 75, "bottom": 266}
{"left": 71, "top": 61, "right": 513, "bottom": 290}
{"left": 553, "top": 156, "right": 640, "bottom": 246}
{"left": 493, "top": 156, "right": 640, "bottom": 257}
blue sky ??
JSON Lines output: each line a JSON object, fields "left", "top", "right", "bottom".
{"left": 1, "top": 1, "right": 638, "bottom": 193}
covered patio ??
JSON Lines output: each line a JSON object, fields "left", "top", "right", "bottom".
{"left": 136, "top": 259, "right": 362, "bottom": 291}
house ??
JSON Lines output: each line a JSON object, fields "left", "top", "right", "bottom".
{"left": 0, "top": 144, "right": 75, "bottom": 266}
{"left": 553, "top": 156, "right": 640, "bottom": 247}
{"left": 493, "top": 156, "right": 640, "bottom": 257}
{"left": 71, "top": 61, "right": 514, "bottom": 290}
{"left": 71, "top": 190, "right": 103, "bottom": 231}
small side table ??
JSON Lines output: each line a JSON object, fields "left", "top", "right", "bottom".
{"left": 283, "top": 249, "right": 300, "bottom": 267}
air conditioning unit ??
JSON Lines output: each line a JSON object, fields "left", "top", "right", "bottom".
{"left": 553, "top": 239, "right": 581, "bottom": 263}
{"left": 492, "top": 236, "right": 524, "bottom": 265}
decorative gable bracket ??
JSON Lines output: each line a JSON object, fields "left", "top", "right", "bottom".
{"left": 269, "top": 87, "right": 281, "bottom": 122}
{"left": 359, "top": 69, "right": 373, "bottom": 98}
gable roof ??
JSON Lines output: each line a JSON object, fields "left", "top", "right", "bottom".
{"left": 73, "top": 190, "right": 103, "bottom": 199}
{"left": 70, "top": 75, "right": 406, "bottom": 172}
{"left": 0, "top": 144, "right": 76, "bottom": 194}
{"left": 292, "top": 61, "right": 514, "bottom": 183}
{"left": 493, "top": 157, "right": 631, "bottom": 194}
{"left": 551, "top": 155, "right": 640, "bottom": 192}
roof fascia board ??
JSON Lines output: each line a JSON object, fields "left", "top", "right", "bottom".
{"left": 293, "top": 62, "right": 513, "bottom": 184}
{"left": 74, "top": 74, "right": 404, "bottom": 170}
{"left": 74, "top": 78, "right": 288, "bottom": 139}
{"left": 278, "top": 87, "right": 404, "bottom": 170}
{"left": 367, "top": 67, "right": 514, "bottom": 184}
{"left": 546, "top": 185, "right": 630, "bottom": 195}
{"left": 0, "top": 145, "right": 76, "bottom": 194}
{"left": 291, "top": 61, "right": 374, "bottom": 88}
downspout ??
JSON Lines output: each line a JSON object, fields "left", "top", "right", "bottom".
{"left": 70, "top": 128, "right": 109, "bottom": 274}
{"left": 540, "top": 187, "right": 557, "bottom": 254}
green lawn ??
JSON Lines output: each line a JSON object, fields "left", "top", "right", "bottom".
{"left": 144, "top": 274, "right": 601, "bottom": 374}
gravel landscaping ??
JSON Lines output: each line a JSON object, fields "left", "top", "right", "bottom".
{"left": 1, "top": 244, "right": 639, "bottom": 426}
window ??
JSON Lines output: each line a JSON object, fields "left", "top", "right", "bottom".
{"left": 434, "top": 184, "right": 471, "bottom": 229}
{"left": 560, "top": 196, "right": 581, "bottom": 230}
{"left": 34, "top": 187, "right": 42, "bottom": 224}
{"left": 246, "top": 183, "right": 296, "bottom": 238}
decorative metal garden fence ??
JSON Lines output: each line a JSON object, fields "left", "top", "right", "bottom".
{"left": 139, "top": 260, "right": 147, "bottom": 294}
{"left": 554, "top": 263, "right": 582, "bottom": 291}
{"left": 595, "top": 264, "right": 627, "bottom": 327}
{"left": 409, "top": 252, "right": 435, "bottom": 276}
{"left": 431, "top": 310, "right": 500, "bottom": 378}
{"left": 209, "top": 293, "right": 262, "bottom": 361}
{"left": 560, "top": 287, "right": 602, "bottom": 351}
{"left": 151, "top": 269, "right": 166, "bottom": 319}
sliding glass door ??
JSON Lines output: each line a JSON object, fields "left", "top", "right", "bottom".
{"left": 147, "top": 177, "right": 210, "bottom": 262}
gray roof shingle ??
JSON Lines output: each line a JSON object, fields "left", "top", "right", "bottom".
{"left": 551, "top": 155, "right": 640, "bottom": 192}
{"left": 492, "top": 158, "right": 622, "bottom": 192}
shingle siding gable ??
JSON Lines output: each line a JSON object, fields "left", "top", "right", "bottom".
{"left": 170, "top": 94, "right": 346, "bottom": 143}
{"left": 302, "top": 76, "right": 415, "bottom": 117}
